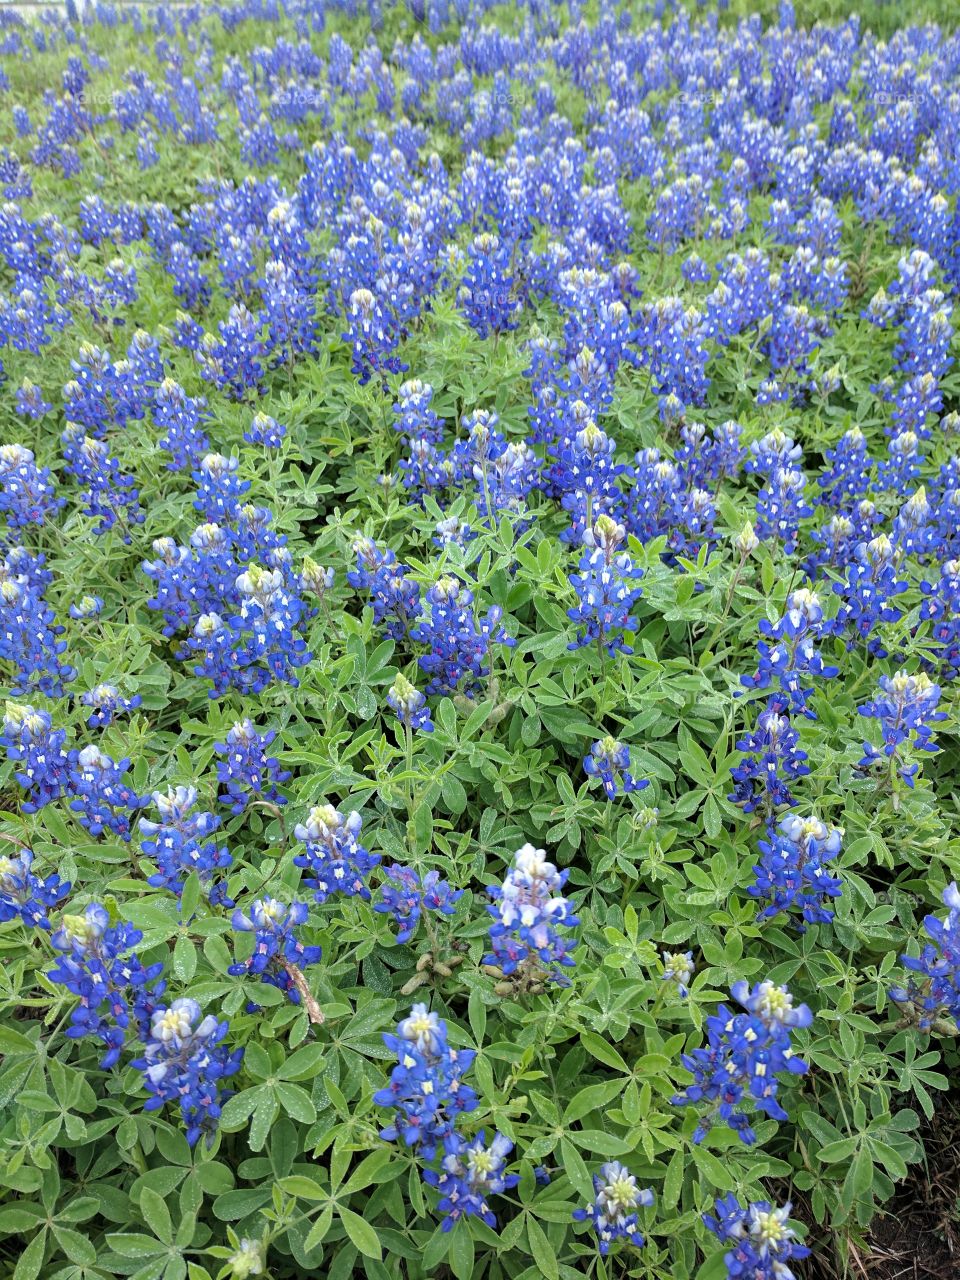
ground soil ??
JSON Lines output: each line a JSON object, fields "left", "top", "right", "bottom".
{"left": 803, "top": 1101, "right": 960, "bottom": 1280}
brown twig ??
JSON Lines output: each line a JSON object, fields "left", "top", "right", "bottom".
{"left": 281, "top": 962, "right": 324, "bottom": 1025}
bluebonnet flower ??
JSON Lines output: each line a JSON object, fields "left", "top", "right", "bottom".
{"left": 68, "top": 745, "right": 146, "bottom": 842}
{"left": 153, "top": 378, "right": 210, "bottom": 472}
{"left": 567, "top": 516, "right": 644, "bottom": 658}
{"left": 374, "top": 1004, "right": 478, "bottom": 1159}
{"left": 1, "top": 702, "right": 72, "bottom": 812}
{"left": 134, "top": 998, "right": 242, "bottom": 1146}
{"left": 703, "top": 1196, "right": 809, "bottom": 1280}
{"left": 14, "top": 380, "right": 51, "bottom": 421}
{"left": 375, "top": 865, "right": 462, "bottom": 944}
{"left": 301, "top": 557, "right": 335, "bottom": 604}
{"left": 740, "top": 589, "right": 839, "bottom": 718}
{"left": 141, "top": 537, "right": 207, "bottom": 638}
{"left": 0, "top": 570, "right": 74, "bottom": 697}
{"left": 746, "top": 429, "right": 804, "bottom": 479}
{"left": 919, "top": 558, "right": 960, "bottom": 676}
{"left": 0, "top": 277, "right": 69, "bottom": 353}
{"left": 857, "top": 670, "right": 945, "bottom": 786}
{"left": 830, "top": 534, "right": 908, "bottom": 653}
{"left": 424, "top": 1131, "right": 519, "bottom": 1230}
{"left": 661, "top": 950, "right": 695, "bottom": 997}
{"left": 683, "top": 253, "right": 712, "bottom": 284}
{"left": 139, "top": 786, "right": 233, "bottom": 906}
{"left": 0, "top": 443, "right": 63, "bottom": 527}
{"left": 675, "top": 421, "right": 745, "bottom": 491}
{"left": 892, "top": 883, "right": 960, "bottom": 1032}
{"left": 214, "top": 720, "right": 290, "bottom": 815}
{"left": 486, "top": 843, "right": 579, "bottom": 988}
{"left": 232, "top": 507, "right": 287, "bottom": 562}
{"left": 892, "top": 484, "right": 936, "bottom": 558}
{"left": 393, "top": 379, "right": 444, "bottom": 444}
{"left": 467, "top": 431, "right": 539, "bottom": 528}
{"left": 552, "top": 419, "right": 625, "bottom": 545}
{"left": 196, "top": 304, "right": 267, "bottom": 400}
{"left": 729, "top": 702, "right": 810, "bottom": 818}
{"left": 347, "top": 537, "right": 421, "bottom": 641}
{"left": 49, "top": 903, "right": 165, "bottom": 1069}
{"left": 892, "top": 372, "right": 942, "bottom": 439}
{"left": 186, "top": 612, "right": 234, "bottom": 692}
{"left": 189, "top": 564, "right": 312, "bottom": 698}
{"left": 61, "top": 427, "right": 144, "bottom": 541}
{"left": 760, "top": 304, "right": 828, "bottom": 403}
{"left": 625, "top": 450, "right": 716, "bottom": 563}
{"left": 193, "top": 453, "right": 250, "bottom": 523}
{"left": 750, "top": 815, "right": 843, "bottom": 926}
{"left": 260, "top": 260, "right": 318, "bottom": 365}
{"left": 672, "top": 980, "right": 812, "bottom": 1144}
{"left": 412, "top": 576, "right": 513, "bottom": 698}
{"left": 387, "top": 673, "right": 434, "bottom": 734}
{"left": 573, "top": 1163, "right": 654, "bottom": 1256}
{"left": 817, "top": 427, "right": 872, "bottom": 509}
{"left": 0, "top": 845, "right": 70, "bottom": 930}
{"left": 433, "top": 516, "right": 473, "bottom": 550}
{"left": 744, "top": 430, "right": 810, "bottom": 549}
{"left": 223, "top": 1239, "right": 264, "bottom": 1280}
{"left": 754, "top": 466, "right": 812, "bottom": 554}
{"left": 81, "top": 683, "right": 142, "bottom": 730}
{"left": 293, "top": 805, "right": 380, "bottom": 904}
{"left": 459, "top": 232, "right": 520, "bottom": 340}
{"left": 228, "top": 899, "right": 321, "bottom": 1005}
{"left": 244, "top": 411, "right": 286, "bottom": 448}
{"left": 69, "top": 595, "right": 103, "bottom": 620}
{"left": 399, "top": 437, "right": 448, "bottom": 501}
{"left": 343, "top": 286, "right": 408, "bottom": 387}
{"left": 583, "top": 737, "right": 649, "bottom": 799}
{"left": 137, "top": 135, "right": 159, "bottom": 171}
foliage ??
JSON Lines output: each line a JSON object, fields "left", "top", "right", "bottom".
{"left": 0, "top": 1, "right": 959, "bottom": 1279}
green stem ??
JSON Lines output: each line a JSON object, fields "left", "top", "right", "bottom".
{"left": 705, "top": 554, "right": 747, "bottom": 651}
{"left": 404, "top": 718, "right": 416, "bottom": 854}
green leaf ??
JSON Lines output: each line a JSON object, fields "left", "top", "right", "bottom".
{"left": 525, "top": 1216, "right": 558, "bottom": 1280}
{"left": 242, "top": 1041, "right": 272, "bottom": 1081}
{"left": 343, "top": 1148, "right": 394, "bottom": 1194}
{"left": 13, "top": 1230, "right": 45, "bottom": 1280}
{"left": 468, "top": 988, "right": 487, "bottom": 1045}
{"left": 107, "top": 1233, "right": 169, "bottom": 1259}
{"left": 278, "top": 1042, "right": 326, "bottom": 1081}
{"left": 279, "top": 1175, "right": 327, "bottom": 1201}
{"left": 180, "top": 873, "right": 202, "bottom": 925}
{"left": 172, "top": 934, "right": 197, "bottom": 983}
{"left": 339, "top": 1207, "right": 382, "bottom": 1260}
{"left": 448, "top": 1223, "right": 475, "bottom": 1280}
{"left": 303, "top": 1204, "right": 333, "bottom": 1251}
{"left": 250, "top": 1089, "right": 280, "bottom": 1152}
{"left": 203, "top": 934, "right": 232, "bottom": 975}
{"left": 139, "top": 1189, "right": 172, "bottom": 1245}
{"left": 219, "top": 1087, "right": 262, "bottom": 1132}
{"left": 276, "top": 1082, "right": 316, "bottom": 1124}
{"left": 51, "top": 1226, "right": 97, "bottom": 1268}
{"left": 663, "top": 1148, "right": 684, "bottom": 1211}
{"left": 0, "top": 1027, "right": 37, "bottom": 1056}
{"left": 817, "top": 1139, "right": 859, "bottom": 1164}
{"left": 0, "top": 1206, "right": 45, "bottom": 1233}
{"left": 559, "top": 1138, "right": 594, "bottom": 1202}
{"left": 579, "top": 1031, "right": 630, "bottom": 1073}
{"left": 696, "top": 1248, "right": 733, "bottom": 1280}
{"left": 562, "top": 1079, "right": 626, "bottom": 1125}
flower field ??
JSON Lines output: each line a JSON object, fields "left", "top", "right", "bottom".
{"left": 2, "top": 0, "right": 960, "bottom": 1277}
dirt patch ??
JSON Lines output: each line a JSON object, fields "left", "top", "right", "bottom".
{"left": 801, "top": 1101, "right": 960, "bottom": 1280}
